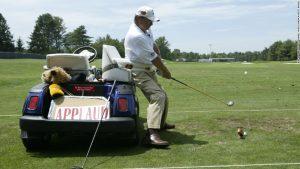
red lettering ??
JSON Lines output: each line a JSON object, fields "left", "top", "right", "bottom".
{"left": 103, "top": 107, "right": 109, "bottom": 119}
{"left": 79, "top": 107, "right": 82, "bottom": 120}
{"left": 86, "top": 107, "right": 92, "bottom": 120}
{"left": 55, "top": 108, "right": 62, "bottom": 120}
{"left": 92, "top": 106, "right": 97, "bottom": 120}
{"left": 96, "top": 106, "right": 101, "bottom": 120}
{"left": 63, "top": 108, "right": 71, "bottom": 120}
{"left": 71, "top": 108, "right": 79, "bottom": 120}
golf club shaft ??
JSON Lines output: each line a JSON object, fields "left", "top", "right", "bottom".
{"left": 80, "top": 80, "right": 117, "bottom": 169}
{"left": 171, "top": 77, "right": 228, "bottom": 106}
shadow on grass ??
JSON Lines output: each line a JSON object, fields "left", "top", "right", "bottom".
{"left": 161, "top": 130, "right": 208, "bottom": 146}
{"left": 29, "top": 135, "right": 150, "bottom": 158}
{"left": 139, "top": 117, "right": 208, "bottom": 146}
{"left": 28, "top": 117, "right": 147, "bottom": 158}
{"left": 28, "top": 117, "right": 207, "bottom": 160}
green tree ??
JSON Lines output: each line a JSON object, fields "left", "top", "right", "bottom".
{"left": 267, "top": 41, "right": 282, "bottom": 61}
{"left": 261, "top": 48, "right": 268, "bottom": 61}
{"left": 283, "top": 40, "right": 296, "bottom": 60}
{"left": 0, "top": 13, "right": 15, "bottom": 52}
{"left": 263, "top": 40, "right": 297, "bottom": 61}
{"left": 155, "top": 36, "right": 171, "bottom": 60}
{"left": 64, "top": 25, "right": 92, "bottom": 52}
{"left": 279, "top": 42, "right": 290, "bottom": 61}
{"left": 92, "top": 34, "right": 124, "bottom": 58}
{"left": 28, "top": 13, "right": 66, "bottom": 54}
{"left": 52, "top": 17, "right": 66, "bottom": 52}
{"left": 16, "top": 37, "right": 24, "bottom": 52}
{"left": 171, "top": 49, "right": 181, "bottom": 60}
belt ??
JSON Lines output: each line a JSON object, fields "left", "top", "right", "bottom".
{"left": 125, "top": 64, "right": 153, "bottom": 71}
{"left": 103, "top": 63, "right": 153, "bottom": 72}
{"left": 102, "top": 63, "right": 119, "bottom": 72}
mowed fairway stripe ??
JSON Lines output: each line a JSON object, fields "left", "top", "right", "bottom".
{"left": 180, "top": 108, "right": 300, "bottom": 113}
{"left": 0, "top": 114, "right": 20, "bottom": 117}
{"left": 127, "top": 162, "right": 300, "bottom": 169}
{"left": 1, "top": 108, "right": 300, "bottom": 118}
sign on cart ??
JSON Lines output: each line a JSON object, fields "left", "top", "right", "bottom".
{"left": 48, "top": 96, "right": 110, "bottom": 121}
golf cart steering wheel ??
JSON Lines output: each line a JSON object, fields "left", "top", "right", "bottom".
{"left": 73, "top": 46, "right": 97, "bottom": 63}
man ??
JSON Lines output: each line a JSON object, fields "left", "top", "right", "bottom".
{"left": 124, "top": 6, "right": 175, "bottom": 147}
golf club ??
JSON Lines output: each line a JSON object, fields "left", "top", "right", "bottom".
{"left": 171, "top": 77, "right": 234, "bottom": 107}
{"left": 72, "top": 80, "right": 117, "bottom": 169}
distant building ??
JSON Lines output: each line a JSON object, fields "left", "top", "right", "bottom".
{"left": 177, "top": 57, "right": 235, "bottom": 62}
{"left": 176, "top": 58, "right": 187, "bottom": 62}
{"left": 209, "top": 58, "right": 235, "bottom": 62}
{"left": 198, "top": 58, "right": 212, "bottom": 62}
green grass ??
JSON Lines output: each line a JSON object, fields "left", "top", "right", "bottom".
{"left": 0, "top": 59, "right": 299, "bottom": 169}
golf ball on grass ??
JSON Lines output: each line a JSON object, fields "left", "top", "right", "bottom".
{"left": 227, "top": 101, "right": 234, "bottom": 106}
{"left": 244, "top": 71, "right": 248, "bottom": 75}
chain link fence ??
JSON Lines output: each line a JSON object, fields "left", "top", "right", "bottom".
{"left": 0, "top": 52, "right": 45, "bottom": 59}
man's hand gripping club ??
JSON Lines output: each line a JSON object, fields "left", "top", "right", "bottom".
{"left": 152, "top": 57, "right": 171, "bottom": 79}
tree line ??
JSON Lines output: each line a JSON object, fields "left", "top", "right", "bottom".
{"left": 0, "top": 13, "right": 297, "bottom": 61}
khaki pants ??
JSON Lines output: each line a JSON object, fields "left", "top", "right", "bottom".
{"left": 132, "top": 70, "right": 168, "bottom": 129}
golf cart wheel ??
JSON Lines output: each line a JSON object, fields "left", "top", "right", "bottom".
{"left": 131, "top": 128, "right": 140, "bottom": 145}
{"left": 125, "top": 131, "right": 139, "bottom": 146}
{"left": 21, "top": 131, "right": 51, "bottom": 151}
{"left": 130, "top": 116, "right": 140, "bottom": 146}
{"left": 132, "top": 98, "right": 140, "bottom": 146}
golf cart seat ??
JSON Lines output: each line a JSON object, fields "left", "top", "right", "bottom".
{"left": 102, "top": 45, "right": 132, "bottom": 82}
{"left": 44, "top": 53, "right": 90, "bottom": 76}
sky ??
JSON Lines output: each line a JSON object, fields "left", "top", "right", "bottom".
{"left": 0, "top": 0, "right": 297, "bottom": 54}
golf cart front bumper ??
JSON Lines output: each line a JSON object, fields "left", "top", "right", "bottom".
{"left": 19, "top": 115, "right": 136, "bottom": 133}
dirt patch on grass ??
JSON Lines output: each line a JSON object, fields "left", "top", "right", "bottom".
{"left": 216, "top": 117, "right": 297, "bottom": 132}
{"left": 257, "top": 118, "right": 296, "bottom": 132}
{"left": 178, "top": 121, "right": 220, "bottom": 136}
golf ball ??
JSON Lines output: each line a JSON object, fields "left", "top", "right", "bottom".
{"left": 227, "top": 101, "right": 234, "bottom": 106}
{"left": 244, "top": 71, "right": 248, "bottom": 75}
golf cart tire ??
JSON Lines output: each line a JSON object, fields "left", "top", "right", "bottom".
{"left": 21, "top": 131, "right": 51, "bottom": 151}
{"left": 131, "top": 102, "right": 140, "bottom": 146}
{"left": 131, "top": 129, "right": 140, "bottom": 146}
{"left": 132, "top": 131, "right": 140, "bottom": 145}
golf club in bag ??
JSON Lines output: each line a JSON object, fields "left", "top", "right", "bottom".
{"left": 170, "top": 77, "right": 234, "bottom": 107}
{"left": 72, "top": 80, "right": 117, "bottom": 169}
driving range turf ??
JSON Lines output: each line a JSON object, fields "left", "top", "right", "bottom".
{"left": 0, "top": 59, "right": 299, "bottom": 169}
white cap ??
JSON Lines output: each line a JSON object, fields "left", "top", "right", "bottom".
{"left": 136, "top": 6, "right": 160, "bottom": 22}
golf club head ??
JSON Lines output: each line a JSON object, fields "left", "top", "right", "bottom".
{"left": 71, "top": 166, "right": 83, "bottom": 169}
{"left": 227, "top": 101, "right": 234, "bottom": 106}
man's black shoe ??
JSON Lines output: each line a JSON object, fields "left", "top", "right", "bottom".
{"left": 161, "top": 123, "right": 175, "bottom": 131}
{"left": 142, "top": 129, "right": 169, "bottom": 148}
{"left": 149, "top": 133, "right": 169, "bottom": 147}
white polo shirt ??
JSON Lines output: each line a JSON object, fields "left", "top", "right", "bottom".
{"left": 124, "top": 23, "right": 158, "bottom": 65}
